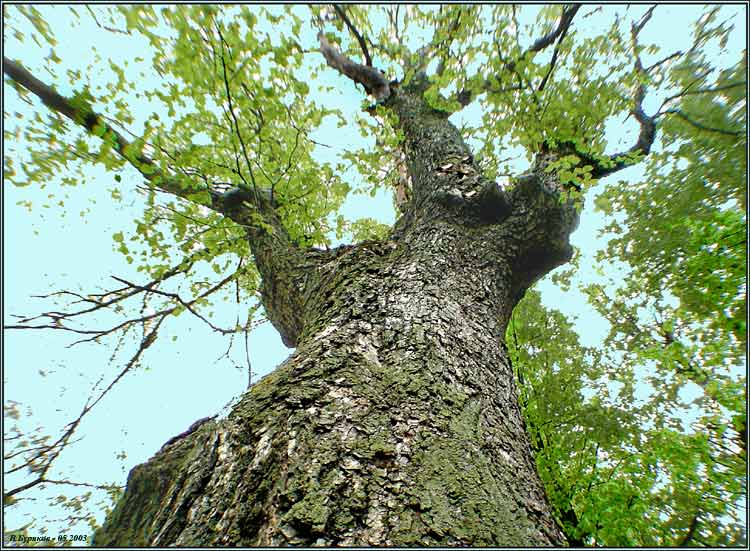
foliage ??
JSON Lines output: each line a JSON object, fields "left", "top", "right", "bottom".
{"left": 3, "top": 4, "right": 746, "bottom": 545}
{"left": 508, "top": 12, "right": 746, "bottom": 545}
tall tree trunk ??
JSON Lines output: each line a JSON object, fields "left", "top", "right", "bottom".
{"left": 93, "top": 79, "right": 578, "bottom": 547}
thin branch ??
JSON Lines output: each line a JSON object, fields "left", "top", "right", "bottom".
{"left": 659, "top": 109, "right": 744, "bottom": 137}
{"left": 387, "top": 5, "right": 403, "bottom": 51}
{"left": 84, "top": 5, "right": 130, "bottom": 35}
{"left": 657, "top": 80, "right": 746, "bottom": 113}
{"left": 3, "top": 316, "right": 164, "bottom": 501}
{"left": 459, "top": 5, "right": 581, "bottom": 108}
{"left": 332, "top": 4, "right": 372, "bottom": 67}
{"left": 4, "top": 444, "right": 55, "bottom": 462}
{"left": 215, "top": 21, "right": 258, "bottom": 197}
{"left": 645, "top": 50, "right": 684, "bottom": 73}
{"left": 6, "top": 247, "right": 243, "bottom": 347}
{"left": 68, "top": 266, "right": 238, "bottom": 347}
{"left": 432, "top": 7, "right": 465, "bottom": 77}
{"left": 674, "top": 80, "right": 746, "bottom": 97}
{"left": 584, "top": 7, "right": 658, "bottom": 179}
{"left": 42, "top": 479, "right": 124, "bottom": 491}
{"left": 5, "top": 246, "right": 209, "bottom": 327}
{"left": 631, "top": 6, "right": 656, "bottom": 46}
{"left": 527, "top": 4, "right": 582, "bottom": 54}
{"left": 244, "top": 320, "right": 253, "bottom": 389}
{"left": 110, "top": 269, "right": 246, "bottom": 335}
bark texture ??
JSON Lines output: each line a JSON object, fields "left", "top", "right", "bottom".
{"left": 93, "top": 81, "right": 579, "bottom": 547}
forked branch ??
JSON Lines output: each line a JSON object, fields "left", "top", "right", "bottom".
{"left": 584, "top": 7, "right": 658, "bottom": 178}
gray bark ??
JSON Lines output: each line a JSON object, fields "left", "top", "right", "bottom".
{"left": 93, "top": 80, "right": 578, "bottom": 547}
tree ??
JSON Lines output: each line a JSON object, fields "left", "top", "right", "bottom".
{"left": 3, "top": 4, "right": 746, "bottom": 547}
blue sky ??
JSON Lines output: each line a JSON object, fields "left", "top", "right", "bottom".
{"left": 3, "top": 4, "right": 746, "bottom": 540}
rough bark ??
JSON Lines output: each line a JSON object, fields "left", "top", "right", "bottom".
{"left": 93, "top": 79, "right": 579, "bottom": 547}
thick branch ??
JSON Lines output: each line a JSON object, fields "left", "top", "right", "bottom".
{"left": 537, "top": 7, "right": 579, "bottom": 92}
{"left": 318, "top": 33, "right": 390, "bottom": 101}
{"left": 586, "top": 87, "right": 656, "bottom": 179}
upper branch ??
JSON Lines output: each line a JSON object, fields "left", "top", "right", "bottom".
{"left": 430, "top": 6, "right": 465, "bottom": 77}
{"left": 215, "top": 22, "right": 258, "bottom": 196}
{"left": 586, "top": 8, "right": 657, "bottom": 178}
{"left": 332, "top": 4, "right": 372, "bottom": 67}
{"left": 3, "top": 57, "right": 228, "bottom": 213}
{"left": 536, "top": 7, "right": 580, "bottom": 92}
{"left": 318, "top": 33, "right": 390, "bottom": 101}
{"left": 658, "top": 109, "right": 744, "bottom": 137}
{"left": 455, "top": 5, "right": 581, "bottom": 107}
{"left": 527, "top": 4, "right": 582, "bottom": 54}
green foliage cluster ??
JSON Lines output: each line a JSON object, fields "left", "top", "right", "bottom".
{"left": 508, "top": 13, "right": 746, "bottom": 544}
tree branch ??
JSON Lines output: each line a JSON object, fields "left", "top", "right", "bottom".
{"left": 528, "top": 4, "right": 582, "bottom": 54}
{"left": 678, "top": 512, "right": 701, "bottom": 546}
{"left": 645, "top": 50, "right": 684, "bottom": 73}
{"left": 3, "top": 316, "right": 164, "bottom": 501}
{"left": 214, "top": 21, "right": 259, "bottom": 198}
{"left": 42, "top": 479, "right": 125, "bottom": 491}
{"left": 85, "top": 5, "right": 130, "bottom": 35}
{"left": 431, "top": 6, "right": 465, "bottom": 77}
{"left": 656, "top": 80, "right": 746, "bottom": 114}
{"left": 5, "top": 238, "right": 231, "bottom": 330}
{"left": 332, "top": 4, "right": 372, "bottom": 67}
{"left": 659, "top": 109, "right": 744, "bottom": 137}
{"left": 3, "top": 57, "right": 226, "bottom": 212}
{"left": 456, "top": 5, "right": 581, "bottom": 107}
{"left": 584, "top": 8, "right": 658, "bottom": 179}
{"left": 318, "top": 32, "right": 390, "bottom": 101}
{"left": 109, "top": 274, "right": 247, "bottom": 335}
{"left": 537, "top": 10, "right": 578, "bottom": 92}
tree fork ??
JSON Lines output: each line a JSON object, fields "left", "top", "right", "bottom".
{"left": 2, "top": 56, "right": 327, "bottom": 348}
